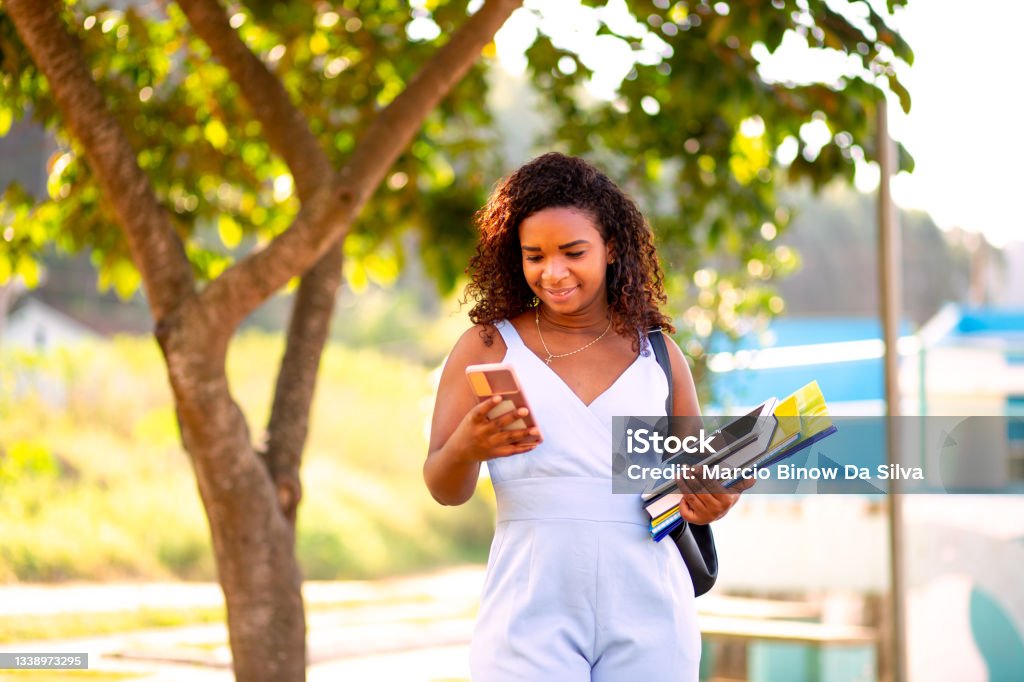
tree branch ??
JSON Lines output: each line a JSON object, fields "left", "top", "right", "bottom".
{"left": 5, "top": 0, "right": 194, "bottom": 323}
{"left": 342, "top": 0, "right": 522, "bottom": 196}
{"left": 259, "top": 246, "right": 343, "bottom": 523}
{"left": 197, "top": 0, "right": 522, "bottom": 331}
{"left": 173, "top": 0, "right": 333, "bottom": 202}
{"left": 171, "top": 0, "right": 349, "bottom": 510}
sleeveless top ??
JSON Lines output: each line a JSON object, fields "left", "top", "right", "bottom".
{"left": 486, "top": 319, "right": 669, "bottom": 486}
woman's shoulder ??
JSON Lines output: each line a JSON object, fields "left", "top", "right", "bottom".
{"left": 447, "top": 322, "right": 509, "bottom": 369}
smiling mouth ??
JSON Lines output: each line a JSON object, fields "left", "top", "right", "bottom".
{"left": 544, "top": 286, "right": 577, "bottom": 297}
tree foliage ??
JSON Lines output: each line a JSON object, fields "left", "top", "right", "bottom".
{"left": 518, "top": 0, "right": 912, "bottom": 381}
{"left": 1, "top": 0, "right": 501, "bottom": 297}
{"left": 2, "top": 0, "right": 911, "bottom": 316}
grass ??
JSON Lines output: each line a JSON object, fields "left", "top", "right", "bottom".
{"left": 0, "top": 325, "right": 495, "bottom": 584}
{"left": 0, "top": 607, "right": 227, "bottom": 644}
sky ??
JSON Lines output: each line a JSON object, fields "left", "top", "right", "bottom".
{"left": 491, "top": 0, "right": 1024, "bottom": 248}
{"left": 883, "top": 0, "right": 1023, "bottom": 248}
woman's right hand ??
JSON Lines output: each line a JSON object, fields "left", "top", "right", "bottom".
{"left": 452, "top": 396, "right": 543, "bottom": 463}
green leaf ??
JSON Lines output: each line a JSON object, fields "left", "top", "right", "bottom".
{"left": 888, "top": 75, "right": 912, "bottom": 114}
{"left": 363, "top": 251, "right": 400, "bottom": 287}
{"left": 218, "top": 214, "right": 242, "bottom": 249}
{"left": 344, "top": 260, "right": 369, "bottom": 294}
{"left": 113, "top": 266, "right": 141, "bottom": 300}
{"left": 203, "top": 119, "right": 228, "bottom": 150}
{"left": 14, "top": 254, "right": 40, "bottom": 287}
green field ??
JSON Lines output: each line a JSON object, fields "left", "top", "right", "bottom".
{"left": 0, "top": 328, "right": 495, "bottom": 583}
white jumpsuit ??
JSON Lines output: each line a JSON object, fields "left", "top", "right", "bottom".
{"left": 469, "top": 320, "right": 701, "bottom": 681}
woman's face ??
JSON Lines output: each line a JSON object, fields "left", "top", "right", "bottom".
{"left": 518, "top": 206, "right": 613, "bottom": 315}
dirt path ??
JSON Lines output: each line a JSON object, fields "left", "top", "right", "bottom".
{"left": 0, "top": 565, "right": 484, "bottom": 681}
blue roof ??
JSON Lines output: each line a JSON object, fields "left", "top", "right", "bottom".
{"left": 710, "top": 358, "right": 884, "bottom": 408}
{"left": 957, "top": 309, "right": 1024, "bottom": 335}
{"left": 707, "top": 317, "right": 902, "bottom": 407}
{"left": 706, "top": 309, "right": 1024, "bottom": 408}
{"left": 708, "top": 317, "right": 914, "bottom": 353}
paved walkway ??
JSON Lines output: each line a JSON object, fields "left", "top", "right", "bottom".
{"left": 0, "top": 566, "right": 485, "bottom": 681}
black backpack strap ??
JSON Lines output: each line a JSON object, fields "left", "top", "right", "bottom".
{"left": 648, "top": 327, "right": 673, "bottom": 418}
{"left": 648, "top": 327, "right": 719, "bottom": 597}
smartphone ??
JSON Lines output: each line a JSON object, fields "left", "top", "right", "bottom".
{"left": 465, "top": 363, "right": 539, "bottom": 436}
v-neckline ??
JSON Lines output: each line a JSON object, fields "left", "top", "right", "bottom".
{"left": 508, "top": 319, "right": 643, "bottom": 410}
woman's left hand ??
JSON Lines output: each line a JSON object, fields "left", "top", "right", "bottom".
{"left": 675, "top": 476, "right": 755, "bottom": 525}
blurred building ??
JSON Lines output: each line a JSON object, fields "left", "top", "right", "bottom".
{"left": 2, "top": 296, "right": 101, "bottom": 351}
{"left": 703, "top": 306, "right": 1024, "bottom": 682}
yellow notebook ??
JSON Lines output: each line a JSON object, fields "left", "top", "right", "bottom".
{"left": 772, "top": 380, "right": 833, "bottom": 447}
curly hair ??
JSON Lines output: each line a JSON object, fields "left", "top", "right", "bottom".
{"left": 464, "top": 152, "right": 674, "bottom": 350}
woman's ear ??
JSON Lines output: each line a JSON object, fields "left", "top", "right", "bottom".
{"left": 605, "top": 239, "right": 616, "bottom": 264}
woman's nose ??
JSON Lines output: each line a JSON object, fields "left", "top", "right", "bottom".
{"left": 543, "top": 257, "right": 568, "bottom": 281}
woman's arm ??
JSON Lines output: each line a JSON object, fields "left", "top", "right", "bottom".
{"left": 664, "top": 336, "right": 753, "bottom": 522}
{"left": 424, "top": 326, "right": 542, "bottom": 506}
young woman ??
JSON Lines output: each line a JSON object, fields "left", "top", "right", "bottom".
{"left": 424, "top": 152, "right": 751, "bottom": 681}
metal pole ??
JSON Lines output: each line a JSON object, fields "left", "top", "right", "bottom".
{"left": 877, "top": 101, "right": 908, "bottom": 682}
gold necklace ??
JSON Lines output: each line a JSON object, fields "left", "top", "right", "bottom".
{"left": 534, "top": 306, "right": 612, "bottom": 365}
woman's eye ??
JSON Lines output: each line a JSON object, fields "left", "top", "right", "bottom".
{"left": 566, "top": 251, "right": 585, "bottom": 258}
{"left": 524, "top": 255, "right": 542, "bottom": 263}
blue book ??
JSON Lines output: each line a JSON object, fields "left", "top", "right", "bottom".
{"left": 652, "top": 516, "right": 683, "bottom": 542}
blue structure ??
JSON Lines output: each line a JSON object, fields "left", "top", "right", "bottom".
{"left": 697, "top": 307, "right": 1024, "bottom": 682}
{"left": 706, "top": 317, "right": 915, "bottom": 412}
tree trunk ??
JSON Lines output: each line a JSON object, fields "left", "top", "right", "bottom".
{"left": 156, "top": 300, "right": 307, "bottom": 680}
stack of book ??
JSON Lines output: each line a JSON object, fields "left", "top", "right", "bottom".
{"left": 644, "top": 381, "right": 837, "bottom": 541}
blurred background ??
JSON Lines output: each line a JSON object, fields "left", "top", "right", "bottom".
{"left": 1, "top": 0, "right": 1022, "bottom": 680}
